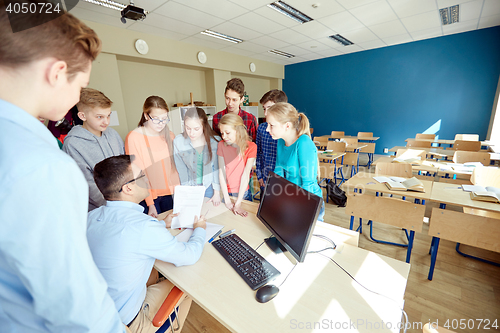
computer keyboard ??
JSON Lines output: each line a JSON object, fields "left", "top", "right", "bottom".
{"left": 212, "top": 234, "right": 281, "bottom": 290}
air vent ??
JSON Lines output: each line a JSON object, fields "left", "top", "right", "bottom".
{"left": 439, "top": 5, "right": 459, "bottom": 25}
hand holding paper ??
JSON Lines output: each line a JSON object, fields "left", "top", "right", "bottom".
{"left": 171, "top": 185, "right": 206, "bottom": 229}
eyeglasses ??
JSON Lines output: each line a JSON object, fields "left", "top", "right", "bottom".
{"left": 119, "top": 172, "right": 146, "bottom": 192}
{"left": 147, "top": 113, "right": 170, "bottom": 125}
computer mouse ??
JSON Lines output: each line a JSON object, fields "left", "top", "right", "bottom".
{"left": 255, "top": 284, "right": 279, "bottom": 303}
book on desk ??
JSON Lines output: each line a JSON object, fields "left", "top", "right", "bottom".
{"left": 374, "top": 176, "right": 425, "bottom": 192}
{"left": 470, "top": 191, "right": 500, "bottom": 203}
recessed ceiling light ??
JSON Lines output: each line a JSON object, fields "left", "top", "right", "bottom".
{"left": 439, "top": 5, "right": 459, "bottom": 25}
{"left": 329, "top": 34, "right": 354, "bottom": 46}
{"left": 200, "top": 30, "right": 243, "bottom": 44}
{"left": 267, "top": 1, "right": 313, "bottom": 24}
{"left": 268, "top": 49, "right": 295, "bottom": 58}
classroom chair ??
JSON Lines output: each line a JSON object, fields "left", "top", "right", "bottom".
{"left": 395, "top": 148, "right": 426, "bottom": 160}
{"left": 310, "top": 128, "right": 314, "bottom": 135}
{"left": 318, "top": 161, "right": 337, "bottom": 202}
{"left": 323, "top": 141, "right": 346, "bottom": 183}
{"left": 326, "top": 141, "right": 346, "bottom": 152}
{"left": 313, "top": 136, "right": 329, "bottom": 151}
{"left": 415, "top": 133, "right": 436, "bottom": 140}
{"left": 330, "top": 131, "right": 344, "bottom": 137}
{"left": 452, "top": 151, "right": 490, "bottom": 164}
{"left": 406, "top": 139, "right": 432, "bottom": 148}
{"left": 343, "top": 138, "right": 359, "bottom": 151}
{"left": 149, "top": 286, "right": 188, "bottom": 333}
{"left": 454, "top": 133, "right": 479, "bottom": 141}
{"left": 450, "top": 140, "right": 481, "bottom": 152}
{"left": 357, "top": 132, "right": 373, "bottom": 138}
{"left": 423, "top": 323, "right": 456, "bottom": 333}
{"left": 455, "top": 167, "right": 500, "bottom": 267}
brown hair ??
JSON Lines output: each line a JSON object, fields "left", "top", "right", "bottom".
{"left": 77, "top": 88, "right": 112, "bottom": 113}
{"left": 225, "top": 78, "right": 245, "bottom": 98}
{"left": 139, "top": 96, "right": 175, "bottom": 167}
{"left": 219, "top": 113, "right": 249, "bottom": 155}
{"left": 0, "top": 1, "right": 101, "bottom": 78}
{"left": 94, "top": 155, "right": 134, "bottom": 200}
{"left": 260, "top": 89, "right": 288, "bottom": 105}
{"left": 183, "top": 107, "right": 220, "bottom": 164}
{"left": 266, "top": 102, "right": 311, "bottom": 138}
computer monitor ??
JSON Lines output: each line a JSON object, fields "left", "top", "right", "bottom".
{"left": 256, "top": 171, "right": 322, "bottom": 263}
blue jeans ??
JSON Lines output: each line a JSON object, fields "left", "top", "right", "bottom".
{"left": 228, "top": 189, "right": 252, "bottom": 202}
{"left": 204, "top": 184, "right": 214, "bottom": 198}
{"left": 139, "top": 195, "right": 174, "bottom": 215}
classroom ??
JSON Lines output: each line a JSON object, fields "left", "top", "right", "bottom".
{"left": 1, "top": 1, "right": 500, "bottom": 333}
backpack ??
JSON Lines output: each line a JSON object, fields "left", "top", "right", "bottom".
{"left": 326, "top": 181, "right": 347, "bottom": 207}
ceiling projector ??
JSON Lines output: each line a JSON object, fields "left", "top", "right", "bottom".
{"left": 121, "top": 3, "right": 147, "bottom": 23}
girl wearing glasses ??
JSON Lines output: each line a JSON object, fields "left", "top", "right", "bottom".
{"left": 173, "top": 107, "right": 221, "bottom": 206}
{"left": 125, "top": 96, "right": 180, "bottom": 217}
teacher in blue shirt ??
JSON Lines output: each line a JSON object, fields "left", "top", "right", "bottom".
{"left": 87, "top": 155, "right": 207, "bottom": 333}
{"left": 0, "top": 3, "right": 126, "bottom": 333}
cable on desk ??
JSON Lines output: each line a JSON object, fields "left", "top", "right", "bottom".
{"left": 311, "top": 234, "right": 336, "bottom": 250}
{"left": 254, "top": 240, "right": 265, "bottom": 251}
{"left": 310, "top": 250, "right": 409, "bottom": 333}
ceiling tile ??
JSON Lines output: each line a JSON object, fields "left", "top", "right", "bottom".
{"left": 133, "top": 0, "right": 170, "bottom": 12}
{"left": 143, "top": 13, "right": 203, "bottom": 35}
{"left": 357, "top": 39, "right": 387, "bottom": 50}
{"left": 460, "top": 0, "right": 483, "bottom": 21}
{"left": 296, "top": 40, "right": 333, "bottom": 52}
{"left": 74, "top": 1, "right": 119, "bottom": 16}
{"left": 401, "top": 11, "right": 441, "bottom": 32}
{"left": 339, "top": 44, "right": 364, "bottom": 54}
{"left": 410, "top": 27, "right": 443, "bottom": 40}
{"left": 276, "top": 45, "right": 312, "bottom": 56}
{"left": 174, "top": 0, "right": 247, "bottom": 20}
{"left": 342, "top": 27, "right": 379, "bottom": 43}
{"left": 253, "top": 6, "right": 302, "bottom": 28}
{"left": 284, "top": 0, "right": 346, "bottom": 19}
{"left": 286, "top": 56, "right": 309, "bottom": 64}
{"left": 315, "top": 36, "right": 345, "bottom": 50}
{"left": 336, "top": 0, "right": 379, "bottom": 10}
{"left": 230, "top": 12, "right": 286, "bottom": 35}
{"left": 318, "top": 11, "right": 365, "bottom": 33}
{"left": 269, "top": 29, "right": 311, "bottom": 44}
{"left": 228, "top": 0, "right": 270, "bottom": 10}
{"left": 315, "top": 48, "right": 344, "bottom": 57}
{"left": 482, "top": 0, "right": 500, "bottom": 17}
{"left": 478, "top": 14, "right": 500, "bottom": 28}
{"left": 442, "top": 19, "right": 480, "bottom": 35}
{"left": 369, "top": 19, "right": 408, "bottom": 38}
{"left": 382, "top": 33, "right": 413, "bottom": 45}
{"left": 70, "top": 7, "right": 135, "bottom": 28}
{"left": 220, "top": 47, "right": 257, "bottom": 57}
{"left": 250, "top": 35, "right": 291, "bottom": 49}
{"left": 222, "top": 41, "right": 269, "bottom": 53}
{"left": 387, "top": 0, "right": 437, "bottom": 19}
{"left": 182, "top": 36, "right": 233, "bottom": 49}
{"left": 251, "top": 53, "right": 283, "bottom": 63}
{"left": 292, "top": 21, "right": 336, "bottom": 39}
{"left": 154, "top": 2, "right": 224, "bottom": 28}
{"left": 210, "top": 21, "right": 263, "bottom": 41}
{"left": 299, "top": 52, "right": 325, "bottom": 61}
{"left": 437, "top": 0, "right": 481, "bottom": 8}
{"left": 127, "top": 22, "right": 189, "bottom": 41}
{"left": 349, "top": 0, "right": 399, "bottom": 26}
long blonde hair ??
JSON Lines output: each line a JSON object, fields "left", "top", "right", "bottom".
{"left": 266, "top": 102, "right": 311, "bottom": 138}
{"left": 219, "top": 113, "right": 249, "bottom": 155}
{"left": 140, "top": 96, "right": 175, "bottom": 167}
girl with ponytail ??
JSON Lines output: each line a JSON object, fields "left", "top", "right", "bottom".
{"left": 266, "top": 102, "right": 325, "bottom": 221}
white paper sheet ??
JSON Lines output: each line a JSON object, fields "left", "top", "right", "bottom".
{"left": 171, "top": 185, "right": 206, "bottom": 229}
{"left": 175, "top": 222, "right": 224, "bottom": 244}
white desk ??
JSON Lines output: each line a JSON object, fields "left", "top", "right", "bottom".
{"left": 156, "top": 201, "right": 410, "bottom": 333}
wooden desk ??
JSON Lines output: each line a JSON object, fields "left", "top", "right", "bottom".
{"left": 318, "top": 152, "right": 346, "bottom": 184}
{"left": 426, "top": 182, "right": 500, "bottom": 280}
{"left": 404, "top": 138, "right": 494, "bottom": 148}
{"left": 156, "top": 201, "right": 410, "bottom": 333}
{"left": 389, "top": 146, "right": 455, "bottom": 158}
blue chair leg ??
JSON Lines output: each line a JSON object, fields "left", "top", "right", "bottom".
{"left": 406, "top": 230, "right": 415, "bottom": 263}
{"left": 367, "top": 220, "right": 409, "bottom": 247}
{"left": 428, "top": 237, "right": 440, "bottom": 280}
{"left": 349, "top": 215, "right": 354, "bottom": 230}
{"left": 356, "top": 218, "right": 362, "bottom": 233}
{"left": 455, "top": 243, "right": 500, "bottom": 267}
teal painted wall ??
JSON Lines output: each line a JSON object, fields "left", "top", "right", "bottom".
{"left": 283, "top": 26, "right": 500, "bottom": 154}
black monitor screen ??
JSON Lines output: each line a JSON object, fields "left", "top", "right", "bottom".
{"left": 256, "top": 172, "right": 322, "bottom": 262}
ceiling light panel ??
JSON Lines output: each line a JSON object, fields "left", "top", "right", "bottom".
{"left": 200, "top": 29, "right": 243, "bottom": 43}
{"left": 267, "top": 1, "right": 313, "bottom": 24}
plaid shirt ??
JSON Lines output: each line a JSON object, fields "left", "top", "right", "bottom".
{"left": 212, "top": 108, "right": 258, "bottom": 142}
{"left": 255, "top": 122, "right": 277, "bottom": 183}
